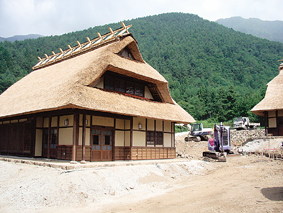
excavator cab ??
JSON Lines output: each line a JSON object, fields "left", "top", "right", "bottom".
{"left": 203, "top": 123, "right": 232, "bottom": 162}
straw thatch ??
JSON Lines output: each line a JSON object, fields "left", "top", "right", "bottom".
{"left": 0, "top": 33, "right": 195, "bottom": 124}
{"left": 251, "top": 63, "right": 283, "bottom": 116}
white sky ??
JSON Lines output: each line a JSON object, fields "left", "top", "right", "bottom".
{"left": 0, "top": 0, "right": 283, "bottom": 38}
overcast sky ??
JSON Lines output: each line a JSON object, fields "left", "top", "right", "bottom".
{"left": 0, "top": 0, "right": 283, "bottom": 38}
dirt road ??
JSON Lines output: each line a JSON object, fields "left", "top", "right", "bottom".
{"left": 100, "top": 155, "right": 283, "bottom": 213}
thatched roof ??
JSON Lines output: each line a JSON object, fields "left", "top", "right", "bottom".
{"left": 251, "top": 63, "right": 283, "bottom": 116}
{"left": 0, "top": 25, "right": 195, "bottom": 124}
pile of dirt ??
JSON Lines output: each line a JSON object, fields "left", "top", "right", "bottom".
{"left": 239, "top": 138, "right": 283, "bottom": 153}
{"left": 0, "top": 158, "right": 212, "bottom": 213}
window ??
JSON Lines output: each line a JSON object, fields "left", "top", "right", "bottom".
{"left": 146, "top": 131, "right": 155, "bottom": 146}
{"left": 105, "top": 135, "right": 111, "bottom": 145}
{"left": 103, "top": 130, "right": 112, "bottom": 150}
{"left": 135, "top": 83, "right": 144, "bottom": 97}
{"left": 156, "top": 132, "right": 163, "bottom": 145}
{"left": 115, "top": 78, "right": 125, "bottom": 93}
{"left": 92, "top": 135, "right": 99, "bottom": 145}
{"left": 147, "top": 131, "right": 163, "bottom": 146}
{"left": 104, "top": 76, "right": 115, "bottom": 90}
{"left": 125, "top": 81, "right": 134, "bottom": 95}
{"left": 92, "top": 130, "right": 101, "bottom": 150}
{"left": 118, "top": 47, "right": 134, "bottom": 60}
{"left": 42, "top": 128, "right": 57, "bottom": 149}
{"left": 103, "top": 72, "right": 145, "bottom": 98}
{"left": 43, "top": 129, "right": 48, "bottom": 149}
{"left": 50, "top": 129, "right": 58, "bottom": 149}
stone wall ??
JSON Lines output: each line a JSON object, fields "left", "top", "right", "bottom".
{"left": 230, "top": 129, "right": 265, "bottom": 145}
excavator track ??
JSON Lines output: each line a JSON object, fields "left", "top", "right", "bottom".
{"left": 203, "top": 151, "right": 227, "bottom": 162}
{"left": 203, "top": 151, "right": 218, "bottom": 159}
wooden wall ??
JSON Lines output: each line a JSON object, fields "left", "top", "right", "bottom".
{"left": 115, "top": 146, "right": 175, "bottom": 160}
{"left": 0, "top": 119, "right": 35, "bottom": 157}
{"left": 56, "top": 145, "right": 73, "bottom": 160}
{"left": 76, "top": 146, "right": 91, "bottom": 161}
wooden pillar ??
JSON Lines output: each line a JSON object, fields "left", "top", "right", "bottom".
{"left": 276, "top": 110, "right": 279, "bottom": 136}
{"left": 82, "top": 114, "right": 86, "bottom": 161}
{"left": 47, "top": 116, "right": 51, "bottom": 159}
{"left": 154, "top": 120, "right": 156, "bottom": 147}
{"left": 130, "top": 117, "right": 133, "bottom": 160}
{"left": 162, "top": 120, "right": 164, "bottom": 148}
{"left": 172, "top": 122, "right": 176, "bottom": 147}
{"left": 112, "top": 118, "right": 116, "bottom": 161}
{"left": 145, "top": 118, "right": 148, "bottom": 159}
{"left": 72, "top": 113, "right": 79, "bottom": 162}
{"left": 30, "top": 118, "right": 36, "bottom": 157}
{"left": 264, "top": 111, "right": 268, "bottom": 136}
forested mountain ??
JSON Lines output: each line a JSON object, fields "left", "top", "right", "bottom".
{"left": 216, "top": 17, "right": 283, "bottom": 43}
{"left": 0, "top": 34, "right": 43, "bottom": 42}
{"left": 1, "top": 13, "right": 283, "bottom": 123}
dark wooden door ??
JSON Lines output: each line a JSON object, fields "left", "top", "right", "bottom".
{"left": 278, "top": 117, "right": 283, "bottom": 136}
{"left": 42, "top": 128, "right": 58, "bottom": 158}
{"left": 91, "top": 128, "right": 113, "bottom": 161}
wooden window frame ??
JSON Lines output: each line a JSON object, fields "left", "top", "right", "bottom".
{"left": 103, "top": 72, "right": 145, "bottom": 99}
{"left": 146, "top": 130, "right": 163, "bottom": 146}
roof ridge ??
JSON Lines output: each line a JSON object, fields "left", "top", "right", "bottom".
{"left": 32, "top": 22, "right": 132, "bottom": 71}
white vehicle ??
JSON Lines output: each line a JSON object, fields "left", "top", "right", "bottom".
{"left": 233, "top": 117, "right": 260, "bottom": 130}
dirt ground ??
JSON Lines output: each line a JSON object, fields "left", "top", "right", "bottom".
{"left": 0, "top": 138, "right": 283, "bottom": 213}
{"left": 103, "top": 154, "right": 283, "bottom": 213}
{"left": 98, "top": 140, "right": 283, "bottom": 213}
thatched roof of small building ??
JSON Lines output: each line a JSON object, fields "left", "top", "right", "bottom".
{"left": 0, "top": 24, "right": 195, "bottom": 124}
{"left": 251, "top": 63, "right": 283, "bottom": 116}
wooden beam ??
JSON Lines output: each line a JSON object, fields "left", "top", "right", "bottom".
{"left": 97, "top": 32, "right": 103, "bottom": 41}
{"left": 130, "top": 117, "right": 133, "bottom": 160}
{"left": 72, "top": 113, "right": 79, "bottom": 161}
{"left": 82, "top": 114, "right": 86, "bottom": 161}
{"left": 47, "top": 116, "right": 51, "bottom": 159}
{"left": 30, "top": 118, "right": 36, "bottom": 157}
{"left": 172, "top": 122, "right": 176, "bottom": 147}
{"left": 112, "top": 119, "right": 116, "bottom": 161}
{"left": 121, "top": 22, "right": 126, "bottom": 29}
{"left": 121, "top": 22, "right": 129, "bottom": 33}
{"left": 264, "top": 111, "right": 268, "bottom": 136}
{"left": 76, "top": 41, "right": 82, "bottom": 48}
{"left": 109, "top": 27, "right": 115, "bottom": 35}
{"left": 276, "top": 110, "right": 279, "bottom": 136}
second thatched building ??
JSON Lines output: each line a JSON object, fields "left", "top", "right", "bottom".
{"left": 251, "top": 62, "right": 283, "bottom": 136}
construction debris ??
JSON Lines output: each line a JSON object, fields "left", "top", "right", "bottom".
{"left": 175, "top": 129, "right": 283, "bottom": 160}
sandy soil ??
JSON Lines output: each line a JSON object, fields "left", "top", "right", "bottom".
{"left": 104, "top": 155, "right": 283, "bottom": 213}
{"left": 0, "top": 137, "right": 283, "bottom": 213}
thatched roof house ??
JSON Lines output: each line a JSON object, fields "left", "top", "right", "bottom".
{"left": 251, "top": 62, "right": 283, "bottom": 136}
{"left": 0, "top": 23, "right": 195, "bottom": 161}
